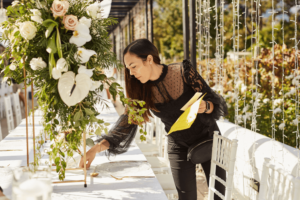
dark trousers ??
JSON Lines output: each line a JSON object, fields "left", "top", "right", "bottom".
{"left": 168, "top": 140, "right": 226, "bottom": 200}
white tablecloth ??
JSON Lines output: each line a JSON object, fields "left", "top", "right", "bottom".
{"left": 0, "top": 103, "right": 168, "bottom": 200}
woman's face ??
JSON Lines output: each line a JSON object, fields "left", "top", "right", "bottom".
{"left": 124, "top": 53, "right": 152, "bottom": 84}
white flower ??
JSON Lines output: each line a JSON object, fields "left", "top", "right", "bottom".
{"left": 30, "top": 57, "right": 47, "bottom": 70}
{"left": 292, "top": 76, "right": 300, "bottom": 86}
{"left": 286, "top": 74, "right": 294, "bottom": 80}
{"left": 9, "top": 63, "right": 17, "bottom": 71}
{"left": 69, "top": 23, "right": 92, "bottom": 47}
{"left": 86, "top": 2, "right": 100, "bottom": 18}
{"left": 31, "top": 15, "right": 43, "bottom": 24}
{"left": 56, "top": 58, "right": 68, "bottom": 72}
{"left": 241, "top": 84, "right": 247, "bottom": 93}
{"left": 96, "top": 13, "right": 102, "bottom": 19}
{"left": 273, "top": 107, "right": 282, "bottom": 114}
{"left": 242, "top": 104, "right": 250, "bottom": 113}
{"left": 19, "top": 21, "right": 37, "bottom": 40}
{"left": 274, "top": 99, "right": 283, "bottom": 107}
{"left": 2, "top": 77, "right": 8, "bottom": 83}
{"left": 79, "top": 17, "right": 92, "bottom": 28}
{"left": 75, "top": 48, "right": 96, "bottom": 63}
{"left": 279, "top": 123, "right": 285, "bottom": 130}
{"left": 30, "top": 9, "right": 41, "bottom": 16}
{"left": 52, "top": 68, "right": 62, "bottom": 80}
{"left": 292, "top": 119, "right": 298, "bottom": 126}
{"left": 263, "top": 98, "right": 270, "bottom": 104}
{"left": 12, "top": 0, "right": 19, "bottom": 6}
{"left": 78, "top": 65, "right": 94, "bottom": 77}
{"left": 253, "top": 92, "right": 263, "bottom": 99}
{"left": 90, "top": 81, "right": 101, "bottom": 91}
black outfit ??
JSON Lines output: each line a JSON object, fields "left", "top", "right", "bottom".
{"left": 96, "top": 60, "right": 228, "bottom": 200}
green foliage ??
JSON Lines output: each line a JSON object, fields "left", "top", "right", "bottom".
{"left": 204, "top": 45, "right": 300, "bottom": 148}
{"left": 0, "top": 0, "right": 147, "bottom": 181}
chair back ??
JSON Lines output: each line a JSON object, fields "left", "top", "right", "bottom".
{"left": 258, "top": 158, "right": 300, "bottom": 200}
{"left": 12, "top": 93, "right": 22, "bottom": 125}
{"left": 4, "top": 96, "right": 15, "bottom": 132}
{"left": 208, "top": 131, "right": 238, "bottom": 200}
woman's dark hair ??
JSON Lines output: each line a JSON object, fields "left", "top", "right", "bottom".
{"left": 123, "top": 39, "right": 161, "bottom": 122}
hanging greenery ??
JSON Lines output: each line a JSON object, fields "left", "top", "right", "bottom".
{"left": 0, "top": 0, "right": 147, "bottom": 180}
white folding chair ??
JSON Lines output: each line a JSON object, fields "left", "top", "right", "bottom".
{"left": 146, "top": 132, "right": 171, "bottom": 174}
{"left": 258, "top": 158, "right": 300, "bottom": 200}
{"left": 12, "top": 93, "right": 22, "bottom": 125}
{"left": 136, "top": 117, "right": 161, "bottom": 156}
{"left": 0, "top": 122, "right": 2, "bottom": 141}
{"left": 4, "top": 96, "right": 15, "bottom": 132}
{"left": 208, "top": 131, "right": 238, "bottom": 200}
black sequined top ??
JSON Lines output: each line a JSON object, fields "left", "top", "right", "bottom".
{"left": 96, "top": 60, "right": 228, "bottom": 156}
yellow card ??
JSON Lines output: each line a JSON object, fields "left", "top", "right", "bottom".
{"left": 168, "top": 93, "right": 206, "bottom": 134}
{"left": 180, "top": 92, "right": 203, "bottom": 111}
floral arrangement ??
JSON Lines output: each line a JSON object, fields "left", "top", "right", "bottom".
{"left": 0, "top": 0, "right": 147, "bottom": 180}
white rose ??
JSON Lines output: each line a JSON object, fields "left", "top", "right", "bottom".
{"left": 9, "top": 63, "right": 17, "bottom": 71}
{"left": 56, "top": 58, "right": 68, "bottom": 72}
{"left": 79, "top": 17, "right": 92, "bottom": 28}
{"left": 30, "top": 57, "right": 47, "bottom": 70}
{"left": 90, "top": 81, "right": 101, "bottom": 91}
{"left": 30, "top": 9, "right": 42, "bottom": 16}
{"left": 12, "top": 0, "right": 19, "bottom": 6}
{"left": 52, "top": 68, "right": 62, "bottom": 80}
{"left": 263, "top": 98, "right": 270, "bottom": 104}
{"left": 19, "top": 21, "right": 37, "bottom": 40}
{"left": 86, "top": 2, "right": 99, "bottom": 18}
{"left": 31, "top": 15, "right": 43, "bottom": 24}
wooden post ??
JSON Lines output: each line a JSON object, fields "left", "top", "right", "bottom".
{"left": 83, "top": 132, "right": 87, "bottom": 187}
{"left": 23, "top": 64, "right": 29, "bottom": 166}
{"left": 31, "top": 81, "right": 35, "bottom": 162}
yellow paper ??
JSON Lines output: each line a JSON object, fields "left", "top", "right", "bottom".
{"left": 180, "top": 92, "right": 202, "bottom": 111}
{"left": 168, "top": 93, "right": 206, "bottom": 134}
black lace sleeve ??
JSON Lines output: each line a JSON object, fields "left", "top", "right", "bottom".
{"left": 182, "top": 59, "right": 228, "bottom": 122}
{"left": 95, "top": 114, "right": 138, "bottom": 158}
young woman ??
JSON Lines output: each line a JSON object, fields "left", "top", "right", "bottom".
{"left": 80, "top": 39, "right": 228, "bottom": 200}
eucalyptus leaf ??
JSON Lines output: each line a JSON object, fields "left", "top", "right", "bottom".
{"left": 84, "top": 108, "right": 94, "bottom": 115}
{"left": 95, "top": 127, "right": 102, "bottom": 136}
{"left": 74, "top": 111, "right": 81, "bottom": 122}
{"left": 86, "top": 138, "right": 95, "bottom": 148}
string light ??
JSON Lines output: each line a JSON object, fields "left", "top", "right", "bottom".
{"left": 293, "top": 0, "right": 300, "bottom": 177}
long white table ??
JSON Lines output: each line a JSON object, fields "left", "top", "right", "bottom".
{"left": 0, "top": 102, "right": 168, "bottom": 200}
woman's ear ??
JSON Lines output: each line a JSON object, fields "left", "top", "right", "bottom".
{"left": 147, "top": 55, "right": 153, "bottom": 65}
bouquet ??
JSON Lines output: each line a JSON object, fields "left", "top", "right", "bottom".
{"left": 0, "top": 0, "right": 147, "bottom": 180}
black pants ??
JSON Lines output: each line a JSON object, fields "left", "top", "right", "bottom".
{"left": 168, "top": 140, "right": 226, "bottom": 200}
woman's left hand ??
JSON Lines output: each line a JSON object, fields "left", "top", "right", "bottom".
{"left": 198, "top": 100, "right": 213, "bottom": 114}
{"left": 198, "top": 100, "right": 207, "bottom": 113}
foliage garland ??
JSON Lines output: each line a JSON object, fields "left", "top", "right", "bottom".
{"left": 0, "top": 0, "right": 147, "bottom": 180}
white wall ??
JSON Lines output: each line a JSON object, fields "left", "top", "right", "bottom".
{"left": 217, "top": 120, "right": 300, "bottom": 200}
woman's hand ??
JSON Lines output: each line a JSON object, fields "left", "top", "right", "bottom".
{"left": 198, "top": 101, "right": 214, "bottom": 114}
{"left": 79, "top": 140, "right": 110, "bottom": 169}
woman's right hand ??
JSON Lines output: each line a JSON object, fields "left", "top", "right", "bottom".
{"left": 79, "top": 140, "right": 110, "bottom": 169}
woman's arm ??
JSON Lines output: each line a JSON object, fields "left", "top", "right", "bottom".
{"left": 79, "top": 112, "right": 138, "bottom": 169}
{"left": 182, "top": 60, "right": 228, "bottom": 120}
